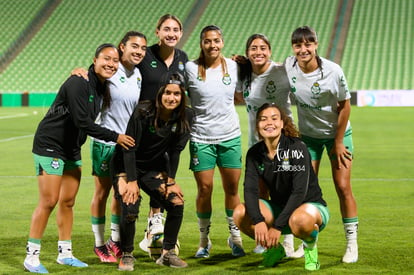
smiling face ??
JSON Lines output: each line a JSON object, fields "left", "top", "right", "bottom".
{"left": 156, "top": 18, "right": 183, "bottom": 48}
{"left": 161, "top": 83, "right": 182, "bottom": 111}
{"left": 257, "top": 106, "right": 284, "bottom": 141}
{"left": 200, "top": 30, "right": 224, "bottom": 62}
{"left": 120, "top": 36, "right": 147, "bottom": 69}
{"left": 93, "top": 46, "right": 119, "bottom": 82}
{"left": 292, "top": 39, "right": 318, "bottom": 66}
{"left": 247, "top": 37, "right": 272, "bottom": 69}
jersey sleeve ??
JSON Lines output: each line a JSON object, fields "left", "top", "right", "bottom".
{"left": 122, "top": 108, "right": 144, "bottom": 182}
{"left": 65, "top": 77, "right": 119, "bottom": 142}
{"left": 244, "top": 148, "right": 265, "bottom": 225}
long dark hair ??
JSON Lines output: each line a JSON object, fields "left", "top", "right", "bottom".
{"left": 256, "top": 103, "right": 299, "bottom": 139}
{"left": 239, "top": 33, "right": 272, "bottom": 88}
{"left": 94, "top": 43, "right": 118, "bottom": 109}
{"left": 154, "top": 73, "right": 190, "bottom": 134}
{"left": 291, "top": 26, "right": 324, "bottom": 79}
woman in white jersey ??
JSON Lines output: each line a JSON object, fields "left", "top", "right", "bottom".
{"left": 72, "top": 31, "right": 147, "bottom": 262}
{"left": 284, "top": 26, "right": 358, "bottom": 263}
{"left": 185, "top": 25, "right": 245, "bottom": 258}
{"left": 235, "top": 33, "right": 303, "bottom": 257}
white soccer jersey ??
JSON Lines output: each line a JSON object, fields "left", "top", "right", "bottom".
{"left": 94, "top": 62, "right": 142, "bottom": 145}
{"left": 237, "top": 61, "right": 292, "bottom": 147}
{"left": 284, "top": 56, "right": 351, "bottom": 139}
{"left": 185, "top": 58, "right": 241, "bottom": 144}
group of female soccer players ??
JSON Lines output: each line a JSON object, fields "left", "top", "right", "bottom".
{"left": 23, "top": 13, "right": 358, "bottom": 273}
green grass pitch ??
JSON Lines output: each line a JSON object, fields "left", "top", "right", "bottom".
{"left": 0, "top": 105, "right": 413, "bottom": 274}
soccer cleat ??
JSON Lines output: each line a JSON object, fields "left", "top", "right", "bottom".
{"left": 156, "top": 249, "right": 188, "bottom": 268}
{"left": 253, "top": 244, "right": 266, "bottom": 254}
{"left": 106, "top": 238, "right": 122, "bottom": 259}
{"left": 227, "top": 237, "right": 246, "bottom": 257}
{"left": 304, "top": 246, "right": 320, "bottom": 271}
{"left": 56, "top": 256, "right": 88, "bottom": 267}
{"left": 149, "top": 213, "right": 165, "bottom": 235}
{"left": 260, "top": 244, "right": 286, "bottom": 267}
{"left": 23, "top": 260, "right": 49, "bottom": 273}
{"left": 118, "top": 252, "right": 135, "bottom": 271}
{"left": 195, "top": 239, "right": 212, "bottom": 258}
{"left": 94, "top": 245, "right": 117, "bottom": 263}
{"left": 342, "top": 242, "right": 358, "bottom": 263}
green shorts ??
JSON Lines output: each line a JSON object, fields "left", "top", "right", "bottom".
{"left": 261, "top": 199, "right": 330, "bottom": 234}
{"left": 33, "top": 154, "right": 82, "bottom": 176}
{"left": 189, "top": 136, "right": 242, "bottom": 172}
{"left": 301, "top": 128, "right": 354, "bottom": 161}
{"left": 90, "top": 140, "right": 116, "bottom": 177}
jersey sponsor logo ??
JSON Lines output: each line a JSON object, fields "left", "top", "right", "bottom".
{"left": 151, "top": 60, "right": 157, "bottom": 68}
{"left": 296, "top": 99, "right": 322, "bottom": 111}
{"left": 51, "top": 158, "right": 60, "bottom": 169}
{"left": 178, "top": 61, "right": 184, "bottom": 71}
{"left": 119, "top": 76, "right": 126, "bottom": 83}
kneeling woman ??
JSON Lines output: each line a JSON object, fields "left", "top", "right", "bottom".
{"left": 111, "top": 73, "right": 193, "bottom": 271}
{"left": 233, "top": 103, "right": 329, "bottom": 271}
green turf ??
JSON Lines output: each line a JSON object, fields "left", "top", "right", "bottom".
{"left": 0, "top": 105, "right": 413, "bottom": 274}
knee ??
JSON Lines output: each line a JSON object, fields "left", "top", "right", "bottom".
{"left": 233, "top": 203, "right": 246, "bottom": 227}
{"left": 124, "top": 198, "right": 141, "bottom": 223}
{"left": 289, "top": 212, "right": 314, "bottom": 237}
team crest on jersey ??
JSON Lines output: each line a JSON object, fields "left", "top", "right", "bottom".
{"left": 311, "top": 82, "right": 321, "bottom": 99}
{"left": 258, "top": 163, "right": 264, "bottom": 172}
{"left": 100, "top": 161, "right": 109, "bottom": 172}
{"left": 265, "top": 81, "right": 276, "bottom": 100}
{"left": 222, "top": 73, "right": 231, "bottom": 85}
{"left": 51, "top": 158, "right": 60, "bottom": 169}
{"left": 120, "top": 76, "right": 126, "bottom": 83}
{"left": 151, "top": 60, "right": 157, "bottom": 68}
{"left": 149, "top": 125, "right": 155, "bottom": 133}
{"left": 137, "top": 77, "right": 142, "bottom": 89}
{"left": 178, "top": 61, "right": 184, "bottom": 71}
{"left": 290, "top": 77, "right": 297, "bottom": 93}
{"left": 171, "top": 123, "right": 177, "bottom": 133}
{"left": 89, "top": 94, "right": 94, "bottom": 102}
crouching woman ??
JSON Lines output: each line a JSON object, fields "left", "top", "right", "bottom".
{"left": 233, "top": 103, "right": 330, "bottom": 271}
{"left": 111, "top": 73, "right": 193, "bottom": 271}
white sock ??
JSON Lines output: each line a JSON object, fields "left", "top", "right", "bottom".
{"left": 25, "top": 241, "right": 41, "bottom": 266}
{"left": 226, "top": 216, "right": 241, "bottom": 238}
{"left": 111, "top": 222, "right": 120, "bottom": 242}
{"left": 283, "top": 234, "right": 294, "bottom": 245}
{"left": 344, "top": 222, "right": 358, "bottom": 245}
{"left": 92, "top": 223, "right": 105, "bottom": 247}
{"left": 198, "top": 218, "right": 211, "bottom": 247}
{"left": 57, "top": 240, "right": 73, "bottom": 259}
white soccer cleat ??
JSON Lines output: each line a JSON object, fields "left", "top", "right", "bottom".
{"left": 149, "top": 213, "right": 165, "bottom": 235}
{"left": 342, "top": 242, "right": 358, "bottom": 263}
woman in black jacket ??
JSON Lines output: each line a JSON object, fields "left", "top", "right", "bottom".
{"left": 24, "top": 43, "right": 134, "bottom": 273}
{"left": 111, "top": 73, "right": 193, "bottom": 271}
{"left": 233, "top": 103, "right": 330, "bottom": 271}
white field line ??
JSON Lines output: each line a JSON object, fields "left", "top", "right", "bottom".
{"left": 0, "top": 134, "right": 34, "bottom": 142}
{"left": 0, "top": 113, "right": 29, "bottom": 119}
